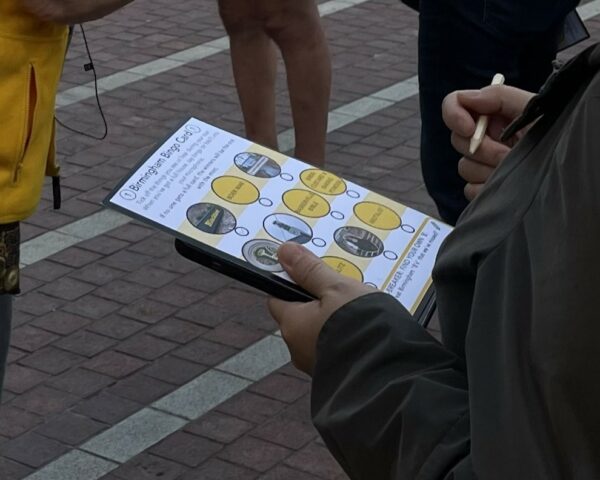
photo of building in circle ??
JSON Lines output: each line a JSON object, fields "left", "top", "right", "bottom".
{"left": 234, "top": 152, "right": 281, "bottom": 178}
{"left": 334, "top": 226, "right": 384, "bottom": 258}
{"left": 187, "top": 203, "right": 237, "bottom": 234}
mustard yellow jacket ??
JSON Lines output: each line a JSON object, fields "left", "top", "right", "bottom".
{"left": 0, "top": 1, "right": 68, "bottom": 223}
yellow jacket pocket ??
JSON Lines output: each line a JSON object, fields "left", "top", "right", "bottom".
{"left": 0, "top": 32, "right": 67, "bottom": 223}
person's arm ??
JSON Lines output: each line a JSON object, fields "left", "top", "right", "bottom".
{"left": 442, "top": 85, "right": 534, "bottom": 200}
{"left": 269, "top": 244, "right": 474, "bottom": 479}
{"left": 312, "top": 293, "right": 473, "bottom": 480}
{"left": 23, "top": 0, "right": 134, "bottom": 24}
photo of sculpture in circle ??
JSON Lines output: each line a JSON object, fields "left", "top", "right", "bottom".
{"left": 242, "top": 239, "right": 284, "bottom": 272}
{"left": 264, "top": 213, "right": 312, "bottom": 244}
{"left": 187, "top": 203, "right": 237, "bottom": 234}
{"left": 234, "top": 152, "right": 281, "bottom": 178}
{"left": 334, "top": 226, "right": 385, "bottom": 258}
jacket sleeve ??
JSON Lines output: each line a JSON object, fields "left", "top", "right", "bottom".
{"left": 311, "top": 292, "right": 474, "bottom": 480}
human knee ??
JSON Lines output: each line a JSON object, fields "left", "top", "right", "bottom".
{"left": 218, "top": 0, "right": 256, "bottom": 36}
{"left": 264, "top": 3, "right": 323, "bottom": 49}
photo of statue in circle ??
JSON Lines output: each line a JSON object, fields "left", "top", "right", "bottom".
{"left": 187, "top": 203, "right": 237, "bottom": 235}
{"left": 333, "top": 226, "right": 384, "bottom": 258}
{"left": 242, "top": 239, "right": 284, "bottom": 273}
{"left": 234, "top": 152, "right": 281, "bottom": 178}
{"left": 264, "top": 213, "right": 312, "bottom": 244}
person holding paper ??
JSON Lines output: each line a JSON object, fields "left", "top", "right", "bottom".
{"left": 269, "top": 43, "right": 600, "bottom": 478}
{"left": 218, "top": 0, "right": 331, "bottom": 167}
{"left": 0, "top": 0, "right": 134, "bottom": 397}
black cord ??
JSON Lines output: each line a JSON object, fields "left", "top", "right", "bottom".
{"left": 55, "top": 24, "right": 108, "bottom": 140}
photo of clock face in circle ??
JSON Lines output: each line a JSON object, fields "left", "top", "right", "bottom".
{"left": 234, "top": 152, "right": 281, "bottom": 178}
{"left": 242, "top": 239, "right": 284, "bottom": 272}
{"left": 187, "top": 203, "right": 236, "bottom": 235}
{"left": 333, "top": 226, "right": 384, "bottom": 258}
{"left": 264, "top": 214, "right": 313, "bottom": 245}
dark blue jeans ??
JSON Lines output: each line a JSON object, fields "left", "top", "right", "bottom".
{"left": 418, "top": 0, "right": 575, "bottom": 224}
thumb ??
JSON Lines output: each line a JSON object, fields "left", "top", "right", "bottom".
{"left": 267, "top": 297, "right": 292, "bottom": 328}
{"left": 457, "top": 85, "right": 532, "bottom": 121}
{"left": 277, "top": 243, "right": 342, "bottom": 298}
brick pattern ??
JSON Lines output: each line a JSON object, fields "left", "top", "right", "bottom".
{"left": 5, "top": 0, "right": 598, "bottom": 477}
{"left": 102, "top": 374, "right": 338, "bottom": 480}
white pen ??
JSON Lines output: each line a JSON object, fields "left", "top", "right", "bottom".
{"left": 469, "top": 73, "right": 505, "bottom": 155}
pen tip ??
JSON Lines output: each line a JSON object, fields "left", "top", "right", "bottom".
{"left": 492, "top": 73, "right": 505, "bottom": 85}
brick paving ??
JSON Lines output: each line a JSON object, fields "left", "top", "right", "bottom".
{"left": 2, "top": 0, "right": 599, "bottom": 478}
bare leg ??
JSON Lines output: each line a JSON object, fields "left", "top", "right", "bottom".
{"left": 218, "top": 0, "right": 279, "bottom": 150}
{"left": 266, "top": 0, "right": 331, "bottom": 166}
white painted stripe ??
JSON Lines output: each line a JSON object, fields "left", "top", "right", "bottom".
{"left": 20, "top": 210, "right": 129, "bottom": 266}
{"left": 166, "top": 43, "right": 224, "bottom": 64}
{"left": 56, "top": 209, "right": 129, "bottom": 240}
{"left": 56, "top": 0, "right": 371, "bottom": 108}
{"left": 371, "top": 76, "right": 419, "bottom": 101}
{"left": 579, "top": 0, "right": 600, "bottom": 20}
{"left": 279, "top": 76, "right": 418, "bottom": 151}
{"left": 217, "top": 335, "right": 290, "bottom": 381}
{"left": 318, "top": 0, "right": 375, "bottom": 15}
{"left": 20, "top": 231, "right": 79, "bottom": 267}
{"left": 24, "top": 451, "right": 118, "bottom": 480}
{"left": 336, "top": 96, "right": 396, "bottom": 118}
{"left": 152, "top": 369, "right": 250, "bottom": 420}
{"left": 80, "top": 408, "right": 187, "bottom": 463}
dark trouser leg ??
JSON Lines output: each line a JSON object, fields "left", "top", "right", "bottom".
{"left": 418, "top": 0, "right": 563, "bottom": 225}
{"left": 0, "top": 295, "right": 12, "bottom": 400}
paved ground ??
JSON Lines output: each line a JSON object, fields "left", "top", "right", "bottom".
{"left": 2, "top": 0, "right": 599, "bottom": 478}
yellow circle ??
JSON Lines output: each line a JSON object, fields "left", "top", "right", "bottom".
{"left": 212, "top": 176, "right": 260, "bottom": 205}
{"left": 300, "top": 169, "right": 346, "bottom": 195}
{"left": 283, "top": 189, "right": 330, "bottom": 218}
{"left": 354, "top": 202, "right": 401, "bottom": 230}
{"left": 322, "top": 257, "right": 364, "bottom": 282}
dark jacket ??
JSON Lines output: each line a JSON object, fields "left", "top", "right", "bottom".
{"left": 312, "top": 43, "right": 600, "bottom": 479}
